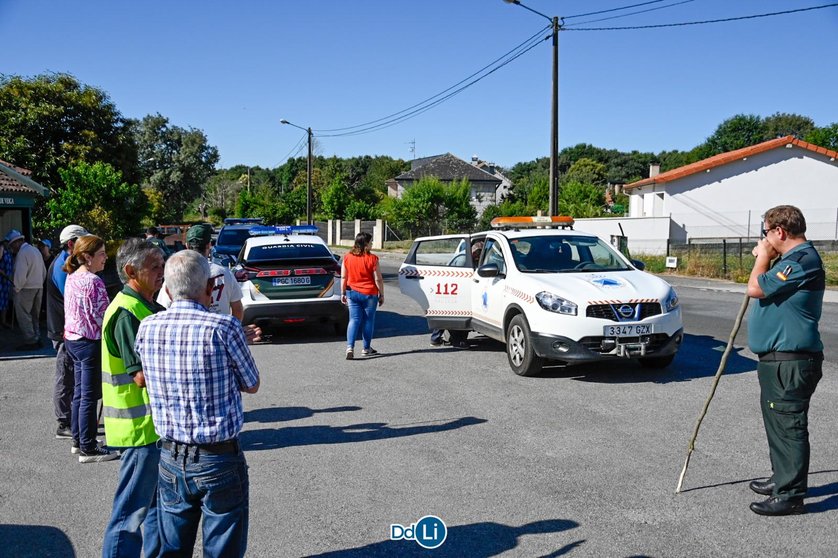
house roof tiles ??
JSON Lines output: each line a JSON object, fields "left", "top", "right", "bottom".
{"left": 0, "top": 159, "right": 45, "bottom": 195}
{"left": 396, "top": 153, "right": 502, "bottom": 184}
{"left": 625, "top": 136, "right": 838, "bottom": 190}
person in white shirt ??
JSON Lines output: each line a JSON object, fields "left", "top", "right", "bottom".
{"left": 5, "top": 229, "right": 47, "bottom": 349}
{"left": 157, "top": 224, "right": 243, "bottom": 319}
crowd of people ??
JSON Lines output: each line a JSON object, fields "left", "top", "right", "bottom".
{"left": 3, "top": 223, "right": 262, "bottom": 557}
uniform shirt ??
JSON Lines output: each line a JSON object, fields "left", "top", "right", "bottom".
{"left": 104, "top": 286, "right": 165, "bottom": 375}
{"left": 157, "top": 261, "right": 242, "bottom": 315}
{"left": 343, "top": 252, "right": 380, "bottom": 295}
{"left": 64, "top": 270, "right": 109, "bottom": 341}
{"left": 12, "top": 242, "right": 47, "bottom": 291}
{"left": 135, "top": 299, "right": 260, "bottom": 444}
{"left": 748, "top": 241, "right": 824, "bottom": 355}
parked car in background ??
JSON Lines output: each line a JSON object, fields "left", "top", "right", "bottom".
{"left": 399, "top": 216, "right": 683, "bottom": 376}
{"left": 233, "top": 225, "right": 347, "bottom": 332}
{"left": 211, "top": 217, "right": 265, "bottom": 267}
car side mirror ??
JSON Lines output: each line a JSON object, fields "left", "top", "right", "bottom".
{"left": 333, "top": 253, "right": 341, "bottom": 263}
{"left": 477, "top": 263, "right": 500, "bottom": 278}
{"left": 631, "top": 259, "right": 645, "bottom": 271}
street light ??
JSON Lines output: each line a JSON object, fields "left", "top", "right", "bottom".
{"left": 503, "top": 0, "right": 560, "bottom": 216}
{"left": 280, "top": 118, "right": 314, "bottom": 225}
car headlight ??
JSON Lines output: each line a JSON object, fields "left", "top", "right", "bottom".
{"left": 664, "top": 287, "right": 679, "bottom": 312}
{"left": 535, "top": 291, "right": 577, "bottom": 316}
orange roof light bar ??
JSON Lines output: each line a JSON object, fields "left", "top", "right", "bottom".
{"left": 490, "top": 215, "right": 574, "bottom": 229}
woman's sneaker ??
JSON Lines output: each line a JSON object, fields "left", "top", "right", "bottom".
{"left": 346, "top": 348, "right": 354, "bottom": 360}
{"left": 362, "top": 348, "right": 379, "bottom": 356}
{"left": 78, "top": 446, "right": 119, "bottom": 463}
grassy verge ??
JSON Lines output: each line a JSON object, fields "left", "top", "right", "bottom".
{"left": 637, "top": 251, "right": 838, "bottom": 286}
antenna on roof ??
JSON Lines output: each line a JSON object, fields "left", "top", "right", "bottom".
{"left": 407, "top": 139, "right": 416, "bottom": 160}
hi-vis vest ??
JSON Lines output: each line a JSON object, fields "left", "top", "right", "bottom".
{"left": 101, "top": 292, "right": 159, "bottom": 447}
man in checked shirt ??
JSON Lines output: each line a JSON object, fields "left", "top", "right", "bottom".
{"left": 135, "top": 250, "right": 260, "bottom": 557}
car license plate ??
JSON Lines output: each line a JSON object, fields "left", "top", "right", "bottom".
{"left": 273, "top": 276, "right": 311, "bottom": 286}
{"left": 603, "top": 324, "right": 655, "bottom": 337}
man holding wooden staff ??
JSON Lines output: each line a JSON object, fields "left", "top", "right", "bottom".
{"left": 746, "top": 205, "right": 825, "bottom": 516}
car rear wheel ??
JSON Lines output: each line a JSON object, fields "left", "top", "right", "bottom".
{"left": 506, "top": 315, "right": 544, "bottom": 376}
{"left": 638, "top": 354, "right": 675, "bottom": 369}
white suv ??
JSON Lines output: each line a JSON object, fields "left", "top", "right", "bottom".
{"left": 399, "top": 216, "right": 683, "bottom": 376}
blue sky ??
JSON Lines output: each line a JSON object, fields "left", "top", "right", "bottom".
{"left": 2, "top": 1, "right": 837, "bottom": 169}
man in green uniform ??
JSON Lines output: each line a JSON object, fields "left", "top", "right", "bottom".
{"left": 101, "top": 238, "right": 166, "bottom": 557}
{"left": 747, "top": 205, "right": 824, "bottom": 516}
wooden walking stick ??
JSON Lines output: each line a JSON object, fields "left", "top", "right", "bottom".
{"left": 675, "top": 292, "right": 751, "bottom": 493}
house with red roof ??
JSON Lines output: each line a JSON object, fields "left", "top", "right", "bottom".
{"left": 623, "top": 136, "right": 838, "bottom": 240}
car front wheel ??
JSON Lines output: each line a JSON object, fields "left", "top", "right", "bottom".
{"left": 506, "top": 315, "right": 544, "bottom": 376}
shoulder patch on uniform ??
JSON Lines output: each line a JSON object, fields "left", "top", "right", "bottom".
{"left": 776, "top": 264, "right": 793, "bottom": 281}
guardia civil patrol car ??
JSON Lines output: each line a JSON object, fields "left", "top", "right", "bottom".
{"left": 399, "top": 216, "right": 683, "bottom": 376}
{"left": 234, "top": 225, "right": 347, "bottom": 332}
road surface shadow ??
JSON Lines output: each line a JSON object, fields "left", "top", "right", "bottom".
{"left": 306, "top": 518, "right": 580, "bottom": 557}
{"left": 240, "top": 416, "right": 487, "bottom": 451}
{"left": 0, "top": 524, "right": 75, "bottom": 557}
{"left": 244, "top": 405, "right": 362, "bottom": 424}
{"left": 535, "top": 333, "right": 756, "bottom": 384}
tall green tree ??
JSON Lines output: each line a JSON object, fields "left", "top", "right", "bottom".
{"left": 563, "top": 158, "right": 607, "bottom": 186}
{"left": 320, "top": 174, "right": 352, "bottom": 219}
{"left": 763, "top": 112, "right": 815, "bottom": 140}
{"left": 699, "top": 114, "right": 767, "bottom": 157}
{"left": 135, "top": 113, "right": 219, "bottom": 222}
{"left": 558, "top": 181, "right": 606, "bottom": 218}
{"left": 804, "top": 123, "right": 838, "bottom": 150}
{"left": 387, "top": 177, "right": 476, "bottom": 236}
{"left": 47, "top": 161, "right": 147, "bottom": 240}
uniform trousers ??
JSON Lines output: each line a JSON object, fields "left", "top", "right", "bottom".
{"left": 757, "top": 358, "right": 822, "bottom": 499}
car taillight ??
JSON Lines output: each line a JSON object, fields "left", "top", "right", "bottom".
{"left": 235, "top": 267, "right": 257, "bottom": 282}
{"left": 255, "top": 269, "right": 291, "bottom": 278}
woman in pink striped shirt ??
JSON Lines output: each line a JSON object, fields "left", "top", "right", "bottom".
{"left": 64, "top": 235, "right": 117, "bottom": 462}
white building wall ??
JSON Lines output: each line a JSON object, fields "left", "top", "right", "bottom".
{"left": 629, "top": 146, "right": 838, "bottom": 240}
{"left": 574, "top": 216, "right": 673, "bottom": 255}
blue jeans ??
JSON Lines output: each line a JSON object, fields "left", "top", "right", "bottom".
{"left": 66, "top": 338, "right": 102, "bottom": 452}
{"left": 157, "top": 442, "right": 250, "bottom": 557}
{"left": 346, "top": 289, "right": 379, "bottom": 351}
{"left": 102, "top": 443, "right": 161, "bottom": 558}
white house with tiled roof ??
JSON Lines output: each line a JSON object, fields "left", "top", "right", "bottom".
{"left": 624, "top": 136, "right": 838, "bottom": 239}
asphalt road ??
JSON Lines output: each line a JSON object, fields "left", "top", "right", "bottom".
{"left": 1, "top": 258, "right": 837, "bottom": 557}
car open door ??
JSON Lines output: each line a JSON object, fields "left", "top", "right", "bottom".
{"left": 399, "top": 235, "right": 474, "bottom": 330}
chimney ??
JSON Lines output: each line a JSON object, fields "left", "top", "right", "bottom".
{"left": 472, "top": 155, "right": 479, "bottom": 165}
{"left": 649, "top": 163, "right": 660, "bottom": 178}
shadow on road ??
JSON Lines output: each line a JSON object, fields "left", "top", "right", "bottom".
{"left": 534, "top": 333, "right": 756, "bottom": 384}
{"left": 0, "top": 524, "right": 75, "bottom": 557}
{"left": 240, "top": 416, "right": 487, "bottom": 451}
{"left": 306, "top": 518, "right": 580, "bottom": 557}
{"left": 244, "top": 405, "right": 362, "bottom": 424}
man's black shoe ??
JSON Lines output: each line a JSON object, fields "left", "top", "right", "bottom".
{"left": 750, "top": 496, "right": 805, "bottom": 516}
{"left": 749, "top": 479, "right": 775, "bottom": 496}
{"left": 55, "top": 424, "right": 72, "bottom": 439}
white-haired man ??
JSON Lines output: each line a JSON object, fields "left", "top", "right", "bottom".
{"left": 5, "top": 229, "right": 46, "bottom": 350}
{"left": 135, "top": 250, "right": 260, "bottom": 557}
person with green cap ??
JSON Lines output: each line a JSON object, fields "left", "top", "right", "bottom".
{"left": 157, "top": 224, "right": 244, "bottom": 320}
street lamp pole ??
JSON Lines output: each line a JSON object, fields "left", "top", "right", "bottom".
{"left": 280, "top": 118, "right": 314, "bottom": 225}
{"left": 504, "top": 0, "right": 560, "bottom": 216}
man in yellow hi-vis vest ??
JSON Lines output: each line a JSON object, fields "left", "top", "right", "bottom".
{"left": 101, "top": 238, "right": 166, "bottom": 558}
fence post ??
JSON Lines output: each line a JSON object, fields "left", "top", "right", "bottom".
{"left": 739, "top": 237, "right": 743, "bottom": 269}
{"left": 722, "top": 239, "right": 727, "bottom": 277}
{"left": 666, "top": 238, "right": 671, "bottom": 257}
{"left": 373, "top": 219, "right": 384, "bottom": 250}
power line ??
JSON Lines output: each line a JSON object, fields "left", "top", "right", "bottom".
{"left": 313, "top": 24, "right": 550, "bottom": 134}
{"left": 316, "top": 34, "right": 550, "bottom": 138}
{"left": 276, "top": 132, "right": 308, "bottom": 166}
{"left": 564, "top": 0, "right": 695, "bottom": 28}
{"left": 563, "top": 0, "right": 668, "bottom": 20}
{"left": 564, "top": 3, "right": 838, "bottom": 31}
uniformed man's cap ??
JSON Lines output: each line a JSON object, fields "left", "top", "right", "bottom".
{"left": 186, "top": 224, "right": 213, "bottom": 245}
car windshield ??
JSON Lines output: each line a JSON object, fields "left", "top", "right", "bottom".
{"left": 508, "top": 235, "right": 631, "bottom": 273}
{"left": 217, "top": 229, "right": 253, "bottom": 246}
{"left": 245, "top": 242, "right": 332, "bottom": 263}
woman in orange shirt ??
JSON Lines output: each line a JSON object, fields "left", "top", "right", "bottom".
{"left": 341, "top": 232, "right": 384, "bottom": 359}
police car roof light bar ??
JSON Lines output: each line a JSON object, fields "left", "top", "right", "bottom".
{"left": 223, "top": 217, "right": 264, "bottom": 225}
{"left": 490, "top": 215, "right": 574, "bottom": 230}
{"left": 249, "top": 224, "right": 319, "bottom": 236}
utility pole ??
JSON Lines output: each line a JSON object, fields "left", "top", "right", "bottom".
{"left": 504, "top": 0, "right": 561, "bottom": 216}
{"left": 280, "top": 118, "right": 314, "bottom": 225}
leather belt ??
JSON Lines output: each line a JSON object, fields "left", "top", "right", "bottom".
{"left": 161, "top": 438, "right": 240, "bottom": 455}
{"left": 758, "top": 351, "right": 823, "bottom": 362}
